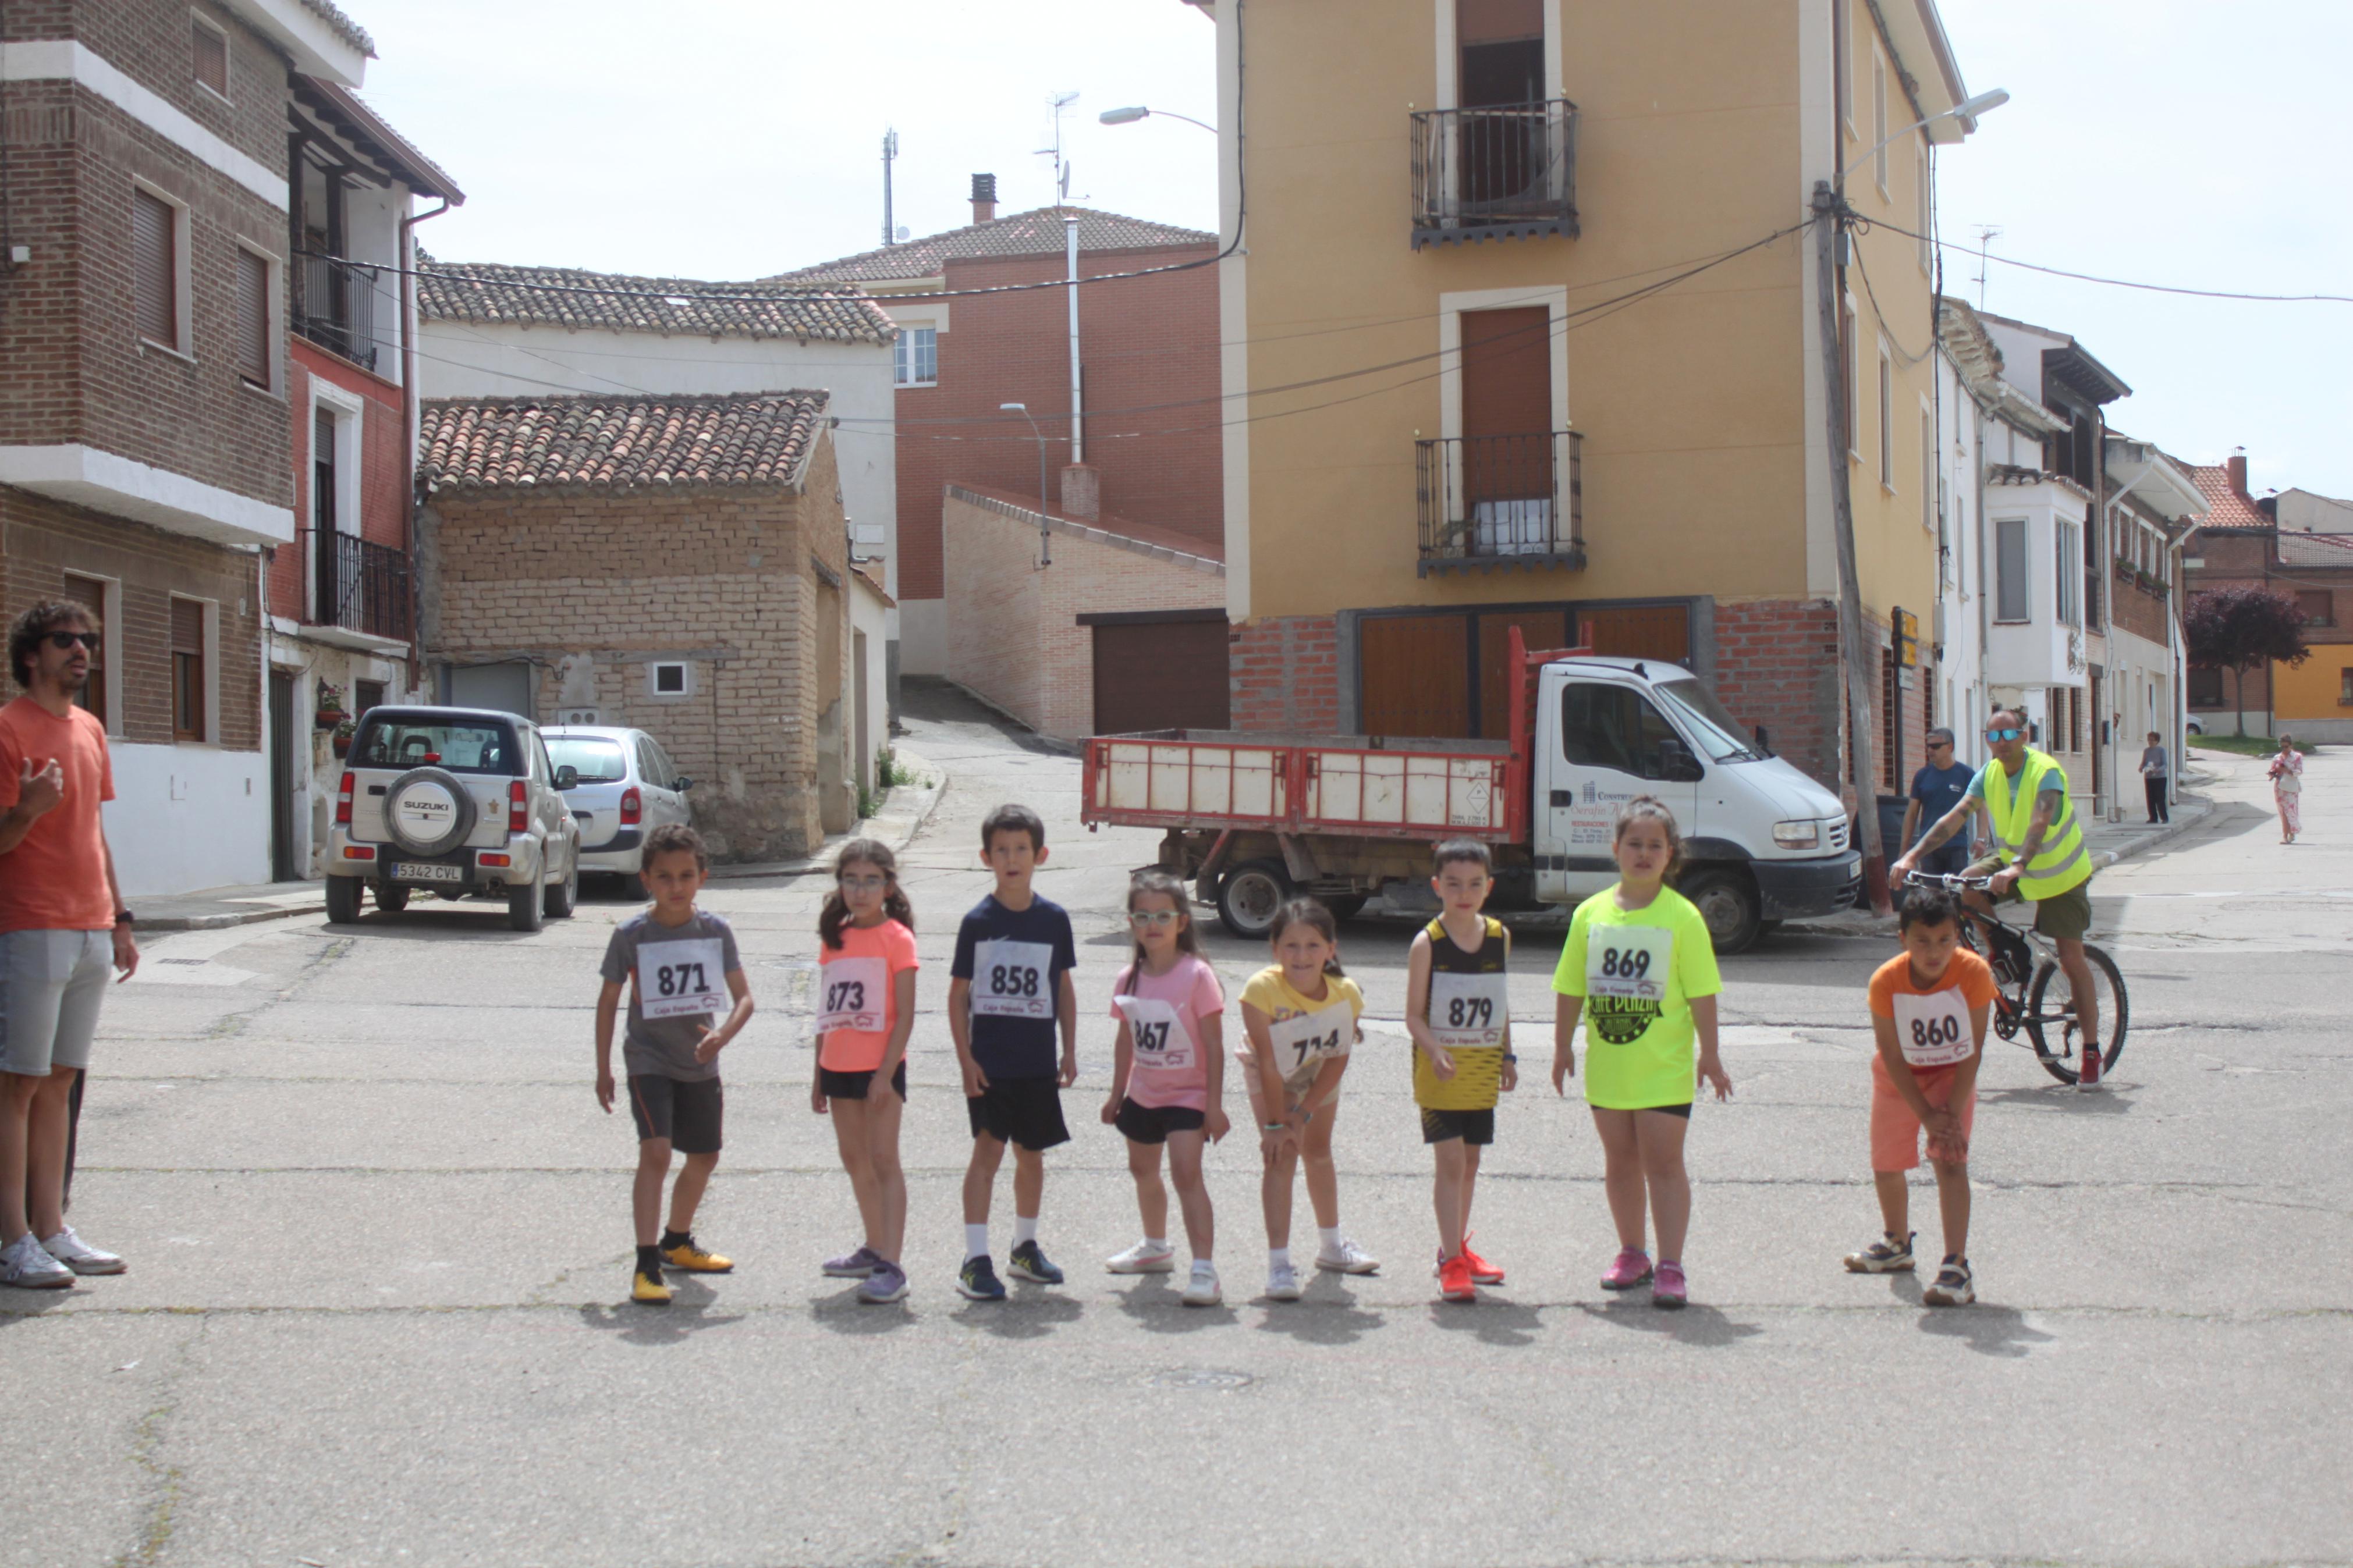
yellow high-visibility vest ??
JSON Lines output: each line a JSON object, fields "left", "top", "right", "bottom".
{"left": 1982, "top": 748, "right": 2092, "bottom": 899}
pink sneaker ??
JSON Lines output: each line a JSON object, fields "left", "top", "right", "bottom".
{"left": 1652, "top": 1260, "right": 1688, "bottom": 1309}
{"left": 1600, "top": 1247, "right": 1653, "bottom": 1290}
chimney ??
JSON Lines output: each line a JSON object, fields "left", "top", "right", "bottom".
{"left": 1059, "top": 463, "right": 1100, "bottom": 521}
{"left": 2227, "top": 450, "right": 2249, "bottom": 499}
{"left": 970, "top": 173, "right": 998, "bottom": 225}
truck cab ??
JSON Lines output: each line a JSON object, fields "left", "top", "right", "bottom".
{"left": 1532, "top": 656, "right": 1858, "bottom": 948}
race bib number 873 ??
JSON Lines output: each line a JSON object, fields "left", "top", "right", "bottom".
{"left": 638, "top": 937, "right": 727, "bottom": 1021}
{"left": 971, "top": 938, "right": 1056, "bottom": 1019}
{"left": 817, "top": 955, "right": 889, "bottom": 1034}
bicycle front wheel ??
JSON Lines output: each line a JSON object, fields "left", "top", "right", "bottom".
{"left": 2025, "top": 944, "right": 2130, "bottom": 1085}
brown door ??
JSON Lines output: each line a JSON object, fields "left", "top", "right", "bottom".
{"left": 1092, "top": 620, "right": 1230, "bottom": 735}
{"left": 1476, "top": 609, "right": 1568, "bottom": 739}
{"left": 1361, "top": 613, "right": 1472, "bottom": 739}
{"left": 1578, "top": 604, "right": 1691, "bottom": 663}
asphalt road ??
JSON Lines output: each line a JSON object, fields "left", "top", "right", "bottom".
{"left": 8, "top": 685, "right": 2348, "bottom": 1568}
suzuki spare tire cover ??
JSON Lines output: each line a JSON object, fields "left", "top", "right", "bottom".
{"left": 382, "top": 766, "right": 478, "bottom": 858}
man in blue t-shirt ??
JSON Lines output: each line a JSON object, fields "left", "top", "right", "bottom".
{"left": 1903, "top": 727, "right": 1980, "bottom": 880}
{"left": 947, "top": 803, "right": 1078, "bottom": 1302}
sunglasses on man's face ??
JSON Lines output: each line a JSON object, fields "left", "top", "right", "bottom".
{"left": 1928, "top": 740, "right": 1954, "bottom": 750}
{"left": 46, "top": 631, "right": 100, "bottom": 651}
{"left": 1986, "top": 727, "right": 2024, "bottom": 742}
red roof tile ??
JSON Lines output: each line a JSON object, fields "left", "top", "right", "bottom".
{"left": 775, "top": 207, "right": 1215, "bottom": 285}
{"left": 418, "top": 393, "right": 829, "bottom": 493}
{"left": 2187, "top": 465, "right": 2270, "bottom": 531}
{"left": 417, "top": 253, "right": 894, "bottom": 345}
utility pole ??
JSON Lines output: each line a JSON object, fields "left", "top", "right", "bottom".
{"left": 1814, "top": 181, "right": 1892, "bottom": 915}
{"left": 881, "top": 129, "right": 899, "bottom": 248}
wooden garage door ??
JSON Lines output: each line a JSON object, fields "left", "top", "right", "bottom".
{"left": 1578, "top": 603, "right": 1691, "bottom": 663}
{"left": 1361, "top": 613, "right": 1472, "bottom": 739}
{"left": 1092, "top": 620, "right": 1230, "bottom": 734}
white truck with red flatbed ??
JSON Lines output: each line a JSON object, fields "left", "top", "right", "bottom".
{"left": 1081, "top": 631, "right": 1859, "bottom": 952}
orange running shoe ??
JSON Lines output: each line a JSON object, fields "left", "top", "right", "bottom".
{"left": 1438, "top": 1251, "right": 1477, "bottom": 1303}
{"left": 1461, "top": 1233, "right": 1504, "bottom": 1286}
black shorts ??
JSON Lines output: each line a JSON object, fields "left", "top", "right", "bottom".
{"left": 629, "top": 1074, "right": 723, "bottom": 1154}
{"left": 820, "top": 1061, "right": 907, "bottom": 1101}
{"left": 1419, "top": 1105, "right": 1496, "bottom": 1146}
{"left": 966, "top": 1076, "right": 1070, "bottom": 1151}
{"left": 1642, "top": 1102, "right": 1694, "bottom": 1120}
{"left": 1115, "top": 1098, "right": 1206, "bottom": 1144}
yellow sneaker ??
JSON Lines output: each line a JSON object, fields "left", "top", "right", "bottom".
{"left": 660, "top": 1235, "right": 734, "bottom": 1274}
{"left": 631, "top": 1268, "right": 672, "bottom": 1306}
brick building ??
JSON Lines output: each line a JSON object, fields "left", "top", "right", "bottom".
{"left": 776, "top": 198, "right": 1222, "bottom": 686}
{"left": 415, "top": 392, "right": 857, "bottom": 861}
{"left": 2184, "top": 454, "right": 2353, "bottom": 741}
{"left": 941, "top": 484, "right": 1225, "bottom": 741}
{"left": 262, "top": 75, "right": 459, "bottom": 881}
{"left": 0, "top": 0, "right": 381, "bottom": 895}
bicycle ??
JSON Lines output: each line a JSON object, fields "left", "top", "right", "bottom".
{"left": 1905, "top": 872, "right": 2129, "bottom": 1086}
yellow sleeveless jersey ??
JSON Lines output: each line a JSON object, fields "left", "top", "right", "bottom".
{"left": 1414, "top": 916, "right": 1510, "bottom": 1111}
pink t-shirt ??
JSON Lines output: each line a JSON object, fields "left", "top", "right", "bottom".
{"left": 817, "top": 918, "right": 918, "bottom": 1072}
{"left": 1108, "top": 952, "right": 1224, "bottom": 1111}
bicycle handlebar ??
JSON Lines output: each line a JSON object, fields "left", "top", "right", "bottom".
{"left": 1902, "top": 870, "right": 1998, "bottom": 892}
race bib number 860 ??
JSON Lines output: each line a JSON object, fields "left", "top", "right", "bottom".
{"left": 1892, "top": 989, "right": 1974, "bottom": 1068}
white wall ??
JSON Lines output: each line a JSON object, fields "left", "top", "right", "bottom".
{"left": 105, "top": 742, "right": 272, "bottom": 897}
{"left": 1935, "top": 348, "right": 1986, "bottom": 773}
{"left": 850, "top": 579, "right": 892, "bottom": 793}
{"left": 417, "top": 322, "right": 899, "bottom": 615}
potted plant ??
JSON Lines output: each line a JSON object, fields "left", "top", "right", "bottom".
{"left": 315, "top": 682, "right": 346, "bottom": 731}
{"left": 330, "top": 716, "right": 356, "bottom": 758}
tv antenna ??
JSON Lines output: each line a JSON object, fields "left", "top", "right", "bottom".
{"left": 881, "top": 128, "right": 900, "bottom": 247}
{"left": 1969, "top": 224, "right": 2002, "bottom": 309}
{"left": 1037, "top": 91, "right": 1087, "bottom": 207}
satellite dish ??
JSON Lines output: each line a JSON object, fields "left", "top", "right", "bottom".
{"left": 895, "top": 226, "right": 910, "bottom": 240}
{"left": 1060, "top": 163, "right": 1072, "bottom": 197}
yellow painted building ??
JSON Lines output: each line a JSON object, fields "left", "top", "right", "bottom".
{"left": 1199, "top": 0, "right": 1980, "bottom": 790}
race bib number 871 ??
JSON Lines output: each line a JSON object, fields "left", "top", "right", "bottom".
{"left": 638, "top": 937, "right": 727, "bottom": 1021}
{"left": 972, "top": 938, "right": 1055, "bottom": 1019}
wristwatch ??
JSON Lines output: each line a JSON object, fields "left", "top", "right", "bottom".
{"left": 113, "top": 909, "right": 134, "bottom": 928}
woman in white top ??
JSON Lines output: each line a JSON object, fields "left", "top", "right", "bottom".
{"left": 2267, "top": 734, "right": 2304, "bottom": 843}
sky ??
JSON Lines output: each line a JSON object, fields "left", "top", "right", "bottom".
{"left": 354, "top": 0, "right": 2352, "bottom": 499}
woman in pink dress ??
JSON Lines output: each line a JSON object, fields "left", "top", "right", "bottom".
{"left": 2267, "top": 735, "right": 2304, "bottom": 843}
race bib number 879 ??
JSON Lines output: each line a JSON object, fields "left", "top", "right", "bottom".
{"left": 972, "top": 939, "right": 1055, "bottom": 1019}
{"left": 638, "top": 937, "right": 727, "bottom": 1021}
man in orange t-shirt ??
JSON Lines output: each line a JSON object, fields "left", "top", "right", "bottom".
{"left": 1843, "top": 886, "right": 1994, "bottom": 1307}
{"left": 1, "top": 598, "right": 138, "bottom": 1290}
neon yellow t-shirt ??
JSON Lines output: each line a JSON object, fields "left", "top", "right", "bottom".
{"left": 1552, "top": 886, "right": 1720, "bottom": 1110}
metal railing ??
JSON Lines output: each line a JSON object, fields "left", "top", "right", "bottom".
{"left": 1415, "top": 431, "right": 1584, "bottom": 575}
{"left": 1410, "top": 98, "right": 1579, "bottom": 248}
{"left": 311, "top": 529, "right": 411, "bottom": 641}
{"left": 294, "top": 255, "right": 379, "bottom": 371}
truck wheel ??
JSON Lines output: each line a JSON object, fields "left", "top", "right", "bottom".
{"left": 507, "top": 879, "right": 546, "bottom": 933}
{"left": 1217, "top": 860, "right": 1293, "bottom": 940}
{"left": 1321, "top": 894, "right": 1367, "bottom": 923}
{"left": 325, "top": 875, "right": 363, "bottom": 925}
{"left": 1681, "top": 869, "right": 1762, "bottom": 955}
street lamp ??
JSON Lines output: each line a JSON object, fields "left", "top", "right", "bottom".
{"left": 1001, "top": 402, "right": 1052, "bottom": 566}
{"left": 1099, "top": 105, "right": 1217, "bottom": 134}
{"left": 1841, "top": 88, "right": 2008, "bottom": 189}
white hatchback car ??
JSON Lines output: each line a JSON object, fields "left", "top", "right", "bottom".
{"left": 542, "top": 726, "right": 696, "bottom": 879}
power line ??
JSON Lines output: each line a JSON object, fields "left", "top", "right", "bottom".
{"left": 1862, "top": 216, "right": 2353, "bottom": 306}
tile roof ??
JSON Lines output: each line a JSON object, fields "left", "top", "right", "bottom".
{"left": 301, "top": 0, "right": 375, "bottom": 57}
{"left": 2187, "top": 465, "right": 2271, "bottom": 530}
{"left": 1986, "top": 463, "right": 2092, "bottom": 501}
{"left": 418, "top": 393, "right": 829, "bottom": 493}
{"left": 415, "top": 253, "right": 895, "bottom": 344}
{"left": 2275, "top": 531, "right": 2353, "bottom": 568}
{"left": 773, "top": 206, "right": 1216, "bottom": 285}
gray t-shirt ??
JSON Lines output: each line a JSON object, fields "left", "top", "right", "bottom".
{"left": 2141, "top": 745, "right": 2169, "bottom": 777}
{"left": 600, "top": 909, "right": 741, "bottom": 1082}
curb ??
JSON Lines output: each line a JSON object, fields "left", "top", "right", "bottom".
{"left": 708, "top": 745, "right": 949, "bottom": 881}
{"left": 142, "top": 901, "right": 325, "bottom": 933}
{"left": 2092, "top": 796, "right": 2214, "bottom": 869}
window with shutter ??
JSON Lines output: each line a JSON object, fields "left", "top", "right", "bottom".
{"left": 236, "top": 248, "right": 271, "bottom": 386}
{"left": 64, "top": 575, "right": 109, "bottom": 731}
{"left": 192, "top": 16, "right": 229, "bottom": 98}
{"left": 171, "top": 598, "right": 207, "bottom": 742}
{"left": 132, "top": 189, "right": 178, "bottom": 348}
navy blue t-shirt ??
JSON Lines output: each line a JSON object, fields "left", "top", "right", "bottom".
{"left": 1908, "top": 761, "right": 1975, "bottom": 844}
{"left": 951, "top": 893, "right": 1077, "bottom": 1080}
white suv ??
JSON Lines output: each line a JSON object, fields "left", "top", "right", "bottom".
{"left": 542, "top": 726, "right": 695, "bottom": 880}
{"left": 325, "top": 706, "right": 583, "bottom": 931}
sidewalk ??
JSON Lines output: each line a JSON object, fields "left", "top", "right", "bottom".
{"left": 135, "top": 745, "right": 948, "bottom": 929}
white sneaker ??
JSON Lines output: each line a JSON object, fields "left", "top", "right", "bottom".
{"left": 1, "top": 1232, "right": 73, "bottom": 1290}
{"left": 1264, "top": 1261, "right": 1303, "bottom": 1301}
{"left": 1181, "top": 1263, "right": 1222, "bottom": 1307}
{"left": 40, "top": 1225, "right": 125, "bottom": 1277}
{"left": 1315, "top": 1237, "right": 1380, "bottom": 1275}
{"left": 1105, "top": 1239, "right": 1177, "bottom": 1275}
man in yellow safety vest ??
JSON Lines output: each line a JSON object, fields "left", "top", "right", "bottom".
{"left": 1891, "top": 707, "right": 2101, "bottom": 1078}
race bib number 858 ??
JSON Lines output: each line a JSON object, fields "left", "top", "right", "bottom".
{"left": 971, "top": 938, "right": 1055, "bottom": 1019}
